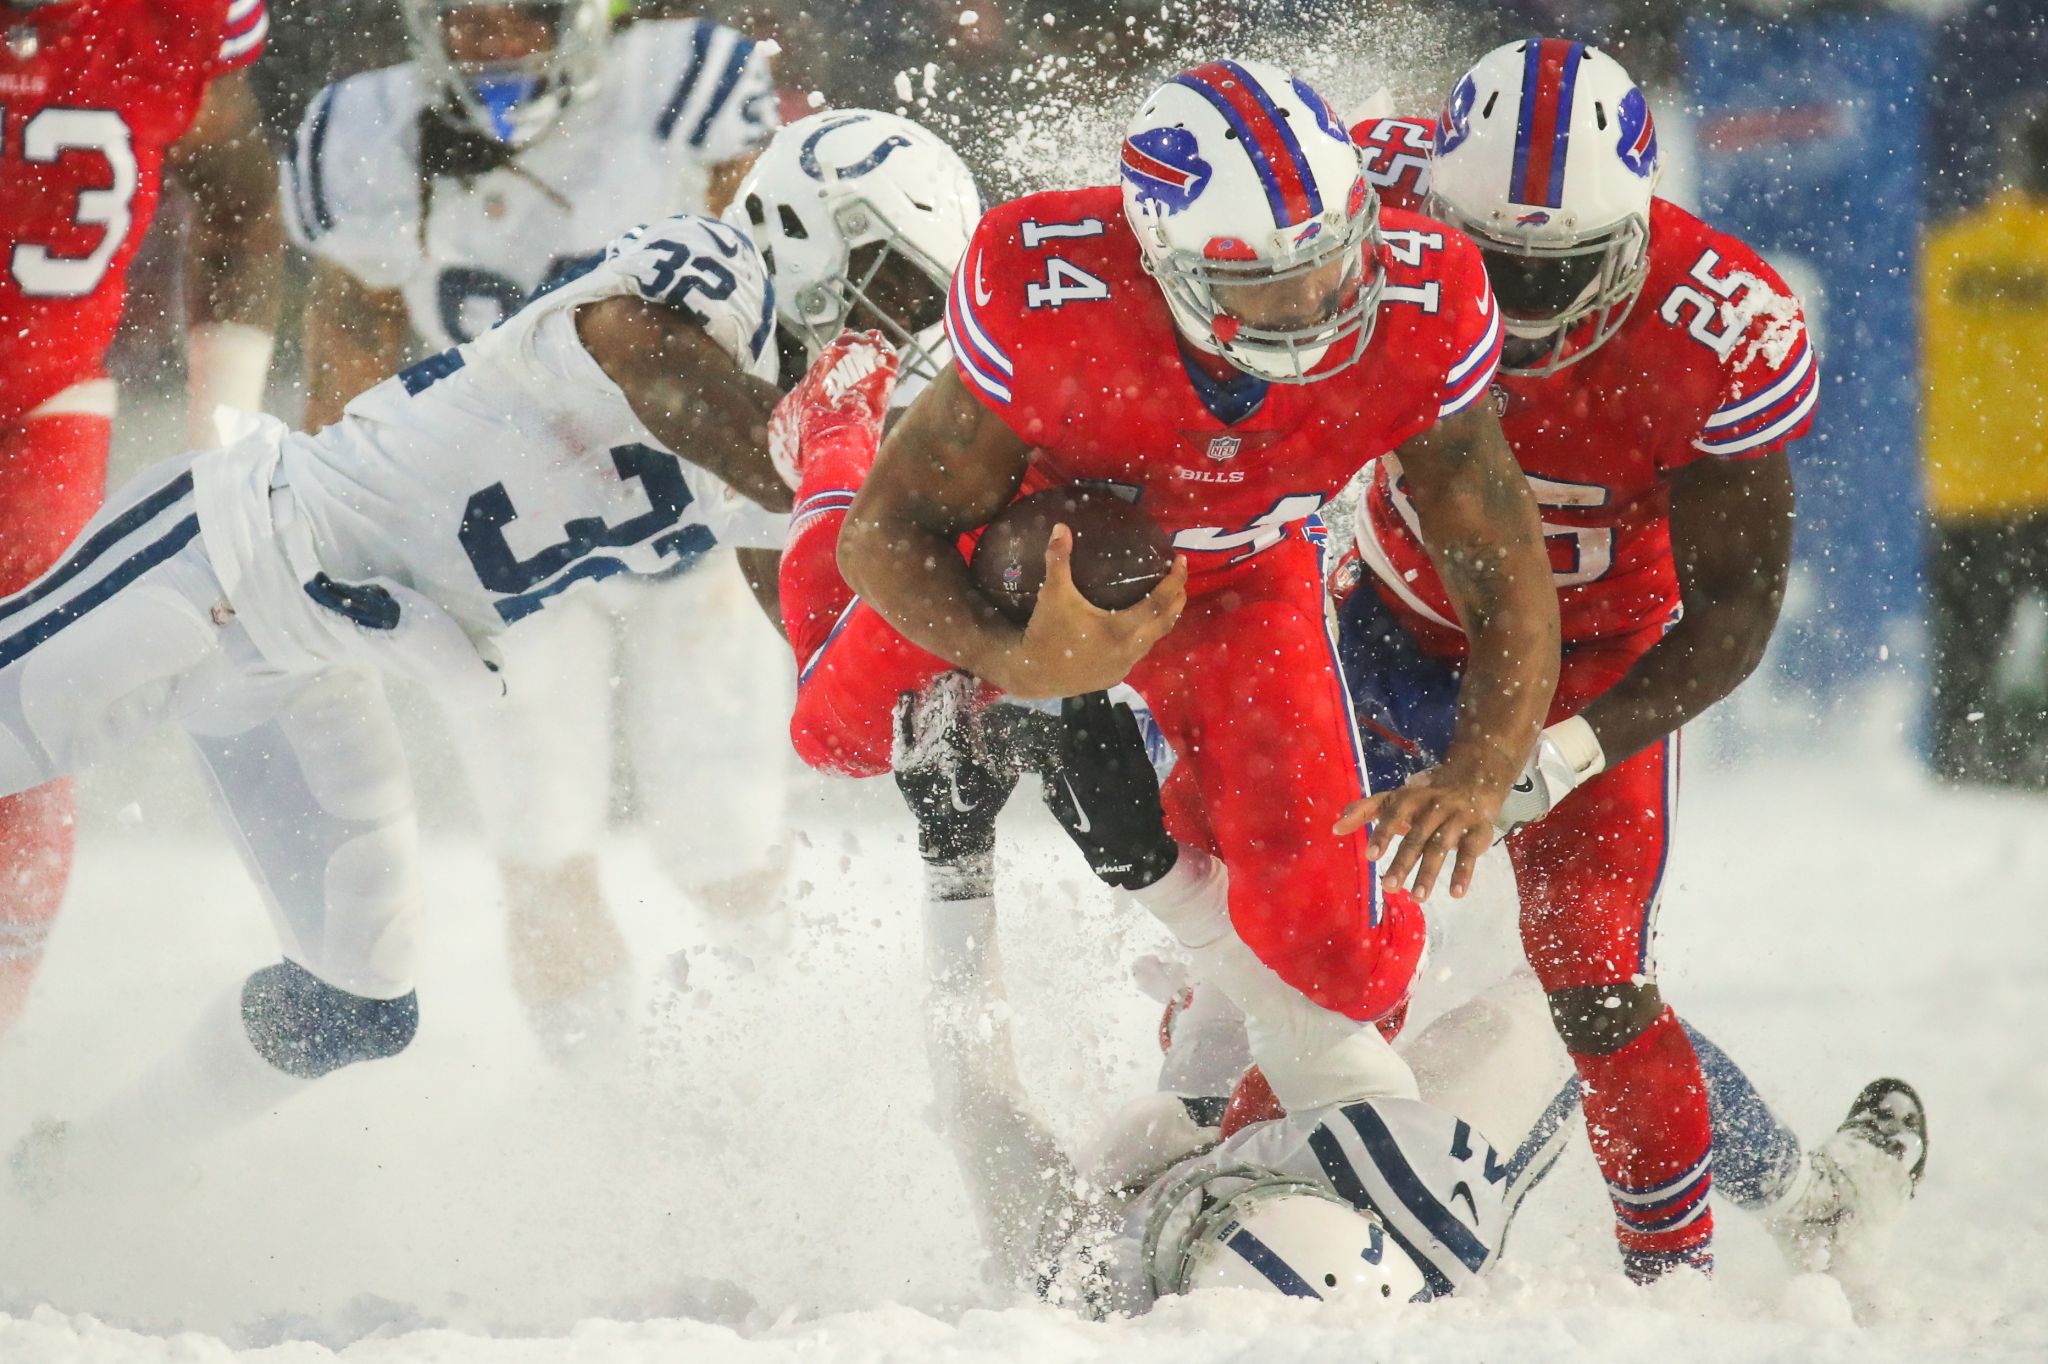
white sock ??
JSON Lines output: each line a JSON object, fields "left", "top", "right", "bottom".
{"left": 920, "top": 857, "right": 1077, "bottom": 1287}
{"left": 1131, "top": 846, "right": 1418, "bottom": 1110}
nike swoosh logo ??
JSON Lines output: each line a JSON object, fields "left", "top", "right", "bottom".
{"left": 1062, "top": 776, "right": 1091, "bottom": 833}
{"left": 973, "top": 252, "right": 993, "bottom": 307}
{"left": 947, "top": 771, "right": 975, "bottom": 813}
{"left": 1512, "top": 777, "right": 1535, "bottom": 794}
{"left": 1449, "top": 1181, "right": 1478, "bottom": 1223}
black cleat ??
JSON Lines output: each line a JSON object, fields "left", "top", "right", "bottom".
{"left": 1840, "top": 1077, "right": 1928, "bottom": 1190}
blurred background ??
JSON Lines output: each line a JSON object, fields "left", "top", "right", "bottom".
{"left": 108, "top": 0, "right": 2047, "bottom": 788}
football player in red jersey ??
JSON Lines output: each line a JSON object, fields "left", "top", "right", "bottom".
{"left": 835, "top": 60, "right": 1561, "bottom": 1083}
{"left": 0, "top": 0, "right": 282, "bottom": 1035}
{"left": 1337, "top": 40, "right": 1822, "bottom": 1281}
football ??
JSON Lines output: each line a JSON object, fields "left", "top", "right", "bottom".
{"left": 969, "top": 485, "right": 1174, "bottom": 624}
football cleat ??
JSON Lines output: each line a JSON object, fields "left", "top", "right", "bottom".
{"left": 1766, "top": 1078, "right": 1927, "bottom": 1276}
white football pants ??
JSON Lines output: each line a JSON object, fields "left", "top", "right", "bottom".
{"left": 0, "top": 457, "right": 420, "bottom": 1000}
{"left": 438, "top": 549, "right": 793, "bottom": 893}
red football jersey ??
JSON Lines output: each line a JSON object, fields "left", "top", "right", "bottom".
{"left": 1346, "top": 120, "right": 1817, "bottom": 647}
{"left": 0, "top": 0, "right": 266, "bottom": 426}
{"left": 944, "top": 185, "right": 1502, "bottom": 575}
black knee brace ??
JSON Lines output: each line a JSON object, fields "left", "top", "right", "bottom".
{"left": 1547, "top": 980, "right": 1664, "bottom": 1056}
{"left": 241, "top": 960, "right": 419, "bottom": 1078}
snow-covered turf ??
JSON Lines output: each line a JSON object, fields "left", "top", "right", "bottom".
{"left": 0, "top": 698, "right": 2042, "bottom": 1362}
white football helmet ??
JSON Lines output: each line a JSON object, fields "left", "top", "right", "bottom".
{"left": 402, "top": 0, "right": 612, "bottom": 150}
{"left": 1428, "top": 38, "right": 1662, "bottom": 376}
{"left": 1143, "top": 1165, "right": 1428, "bottom": 1306}
{"left": 1121, "top": 59, "right": 1380, "bottom": 384}
{"left": 726, "top": 110, "right": 981, "bottom": 383}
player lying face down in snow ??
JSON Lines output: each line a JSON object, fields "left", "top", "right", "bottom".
{"left": 1331, "top": 39, "right": 1907, "bottom": 1283}
{"left": 927, "top": 693, "right": 1929, "bottom": 1314}
{"left": 0, "top": 214, "right": 790, "bottom": 1189}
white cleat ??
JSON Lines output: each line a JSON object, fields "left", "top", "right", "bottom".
{"left": 1766, "top": 1078, "right": 1928, "bottom": 1279}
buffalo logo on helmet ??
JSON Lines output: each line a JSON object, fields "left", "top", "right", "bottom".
{"left": 1290, "top": 76, "right": 1351, "bottom": 145}
{"left": 1616, "top": 86, "right": 1659, "bottom": 178}
{"left": 1516, "top": 209, "right": 1552, "bottom": 226}
{"left": 1436, "top": 72, "right": 1478, "bottom": 157}
{"left": 1121, "top": 126, "right": 1214, "bottom": 215}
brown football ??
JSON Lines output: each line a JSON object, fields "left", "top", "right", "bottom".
{"left": 969, "top": 485, "right": 1173, "bottom": 625}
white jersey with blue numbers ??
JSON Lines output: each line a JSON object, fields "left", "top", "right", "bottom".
{"left": 282, "top": 18, "right": 777, "bottom": 350}
{"left": 192, "top": 215, "right": 781, "bottom": 677}
{"left": 1091, "top": 1095, "right": 1517, "bottom": 1314}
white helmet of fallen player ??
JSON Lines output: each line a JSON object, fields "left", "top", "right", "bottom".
{"left": 1121, "top": 59, "right": 1380, "bottom": 384}
{"left": 726, "top": 110, "right": 981, "bottom": 383}
{"left": 401, "top": 0, "right": 611, "bottom": 150}
{"left": 1143, "top": 1165, "right": 1428, "bottom": 1305}
{"left": 1427, "top": 39, "right": 1662, "bottom": 376}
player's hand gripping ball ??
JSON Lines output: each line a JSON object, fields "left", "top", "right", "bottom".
{"left": 970, "top": 485, "right": 1173, "bottom": 624}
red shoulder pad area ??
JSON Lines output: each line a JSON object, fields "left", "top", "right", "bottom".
{"left": 1350, "top": 116, "right": 1435, "bottom": 215}
{"left": 944, "top": 186, "right": 1132, "bottom": 435}
{"left": 1377, "top": 208, "right": 1502, "bottom": 422}
{"left": 1656, "top": 208, "right": 1818, "bottom": 460}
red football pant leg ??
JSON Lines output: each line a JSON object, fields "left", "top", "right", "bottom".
{"left": 778, "top": 410, "right": 878, "bottom": 665}
{"left": 1511, "top": 631, "right": 1713, "bottom": 1276}
{"left": 0, "top": 412, "right": 109, "bottom": 1034}
{"left": 1130, "top": 539, "right": 1424, "bottom": 1024}
{"left": 789, "top": 601, "right": 955, "bottom": 777}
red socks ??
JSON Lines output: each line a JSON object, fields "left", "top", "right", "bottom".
{"left": 1569, "top": 1004, "right": 1716, "bottom": 1280}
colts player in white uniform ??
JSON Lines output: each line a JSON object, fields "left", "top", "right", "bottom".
{"left": 281, "top": 0, "right": 786, "bottom": 1059}
{"left": 941, "top": 693, "right": 1930, "bottom": 1304}
{"left": 2, "top": 215, "right": 787, "bottom": 1186}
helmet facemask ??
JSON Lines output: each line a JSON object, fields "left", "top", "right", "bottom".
{"left": 1138, "top": 191, "right": 1384, "bottom": 385}
{"left": 817, "top": 222, "right": 954, "bottom": 382}
{"left": 1444, "top": 204, "right": 1649, "bottom": 378}
{"left": 402, "top": 0, "right": 609, "bottom": 151}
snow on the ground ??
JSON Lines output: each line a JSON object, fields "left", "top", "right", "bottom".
{"left": 1, "top": 713, "right": 2045, "bottom": 1363}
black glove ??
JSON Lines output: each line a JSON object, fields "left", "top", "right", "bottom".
{"left": 1042, "top": 692, "right": 1178, "bottom": 891}
{"left": 892, "top": 685, "right": 1020, "bottom": 865}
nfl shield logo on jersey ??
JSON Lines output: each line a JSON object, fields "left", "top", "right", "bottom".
{"left": 1207, "top": 435, "right": 1242, "bottom": 463}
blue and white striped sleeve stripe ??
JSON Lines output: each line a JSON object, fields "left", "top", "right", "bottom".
{"left": 217, "top": 0, "right": 268, "bottom": 66}
{"left": 655, "top": 23, "right": 759, "bottom": 150}
{"left": 1694, "top": 335, "right": 1818, "bottom": 458}
{"left": 944, "top": 254, "right": 1015, "bottom": 407}
{"left": 1438, "top": 293, "right": 1502, "bottom": 420}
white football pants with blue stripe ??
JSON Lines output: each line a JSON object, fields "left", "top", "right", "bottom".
{"left": 0, "top": 459, "right": 421, "bottom": 1170}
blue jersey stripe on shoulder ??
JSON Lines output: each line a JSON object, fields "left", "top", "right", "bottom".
{"left": 688, "top": 35, "right": 758, "bottom": 149}
{"left": 301, "top": 84, "right": 340, "bottom": 236}
{"left": 655, "top": 23, "right": 715, "bottom": 140}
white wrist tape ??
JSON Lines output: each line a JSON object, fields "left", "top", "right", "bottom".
{"left": 186, "top": 322, "right": 274, "bottom": 445}
{"left": 1544, "top": 713, "right": 1608, "bottom": 783}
